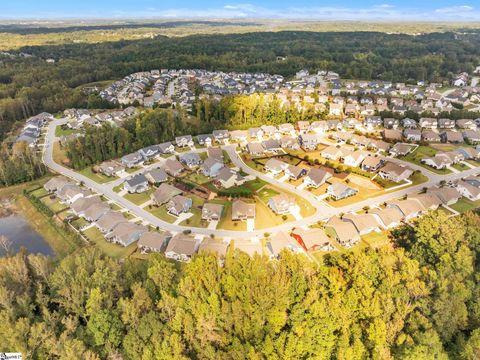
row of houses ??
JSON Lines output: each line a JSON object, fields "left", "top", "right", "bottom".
{"left": 422, "top": 148, "right": 480, "bottom": 170}
{"left": 15, "top": 112, "right": 53, "bottom": 148}
{"left": 63, "top": 107, "right": 138, "bottom": 130}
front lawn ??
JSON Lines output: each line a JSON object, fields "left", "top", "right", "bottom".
{"left": 78, "top": 167, "right": 116, "bottom": 184}
{"left": 179, "top": 208, "right": 208, "bottom": 228}
{"left": 257, "top": 187, "right": 280, "bottom": 203}
{"left": 147, "top": 205, "right": 176, "bottom": 223}
{"left": 400, "top": 146, "right": 452, "bottom": 175}
{"left": 450, "top": 198, "right": 480, "bottom": 213}
{"left": 245, "top": 178, "right": 268, "bottom": 191}
{"left": 124, "top": 188, "right": 155, "bottom": 206}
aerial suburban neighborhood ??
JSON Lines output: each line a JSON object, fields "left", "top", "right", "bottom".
{"left": 15, "top": 65, "right": 479, "bottom": 263}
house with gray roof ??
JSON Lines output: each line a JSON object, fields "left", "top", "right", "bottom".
{"left": 175, "top": 135, "right": 194, "bottom": 147}
{"left": 212, "top": 130, "right": 229, "bottom": 143}
{"left": 144, "top": 168, "right": 168, "bottom": 184}
{"left": 197, "top": 134, "right": 214, "bottom": 147}
{"left": 165, "top": 233, "right": 198, "bottom": 262}
{"left": 151, "top": 183, "right": 183, "bottom": 205}
{"left": 106, "top": 222, "right": 148, "bottom": 247}
{"left": 121, "top": 152, "right": 144, "bottom": 168}
{"left": 166, "top": 195, "right": 192, "bottom": 216}
{"left": 164, "top": 158, "right": 184, "bottom": 177}
{"left": 202, "top": 203, "right": 224, "bottom": 221}
{"left": 44, "top": 176, "right": 72, "bottom": 193}
{"left": 201, "top": 157, "right": 224, "bottom": 177}
{"left": 158, "top": 141, "right": 175, "bottom": 154}
{"left": 327, "top": 183, "right": 358, "bottom": 200}
{"left": 138, "top": 231, "right": 172, "bottom": 253}
{"left": 246, "top": 142, "right": 265, "bottom": 156}
{"left": 124, "top": 173, "right": 149, "bottom": 193}
{"left": 178, "top": 152, "right": 202, "bottom": 168}
{"left": 139, "top": 145, "right": 161, "bottom": 160}
{"left": 232, "top": 200, "right": 255, "bottom": 221}
{"left": 96, "top": 211, "right": 127, "bottom": 233}
{"left": 303, "top": 168, "right": 332, "bottom": 188}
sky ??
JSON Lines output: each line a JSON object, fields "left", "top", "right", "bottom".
{"left": 1, "top": 1, "right": 480, "bottom": 21}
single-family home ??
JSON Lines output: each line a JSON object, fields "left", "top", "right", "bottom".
{"left": 427, "top": 187, "right": 462, "bottom": 206}
{"left": 267, "top": 193, "right": 298, "bottom": 215}
{"left": 201, "top": 157, "right": 224, "bottom": 177}
{"left": 264, "top": 158, "right": 288, "bottom": 175}
{"left": 197, "top": 134, "right": 214, "bottom": 147}
{"left": 44, "top": 176, "right": 72, "bottom": 193}
{"left": 361, "top": 156, "right": 384, "bottom": 172}
{"left": 327, "top": 182, "right": 358, "bottom": 200}
{"left": 378, "top": 163, "right": 413, "bottom": 183}
{"left": 389, "top": 143, "right": 413, "bottom": 157}
{"left": 164, "top": 158, "right": 185, "bottom": 177}
{"left": 106, "top": 222, "right": 148, "bottom": 247}
{"left": 280, "top": 137, "right": 300, "bottom": 150}
{"left": 342, "top": 213, "right": 381, "bottom": 235}
{"left": 248, "top": 127, "right": 264, "bottom": 141}
{"left": 121, "top": 152, "right": 144, "bottom": 168}
{"left": 261, "top": 139, "right": 281, "bottom": 153}
{"left": 137, "top": 231, "right": 172, "bottom": 253}
{"left": 215, "top": 168, "right": 245, "bottom": 188}
{"left": 386, "top": 199, "right": 425, "bottom": 220}
{"left": 166, "top": 195, "right": 192, "bottom": 216}
{"left": 463, "top": 130, "right": 480, "bottom": 144}
{"left": 299, "top": 134, "right": 319, "bottom": 150}
{"left": 232, "top": 200, "right": 255, "bottom": 221}
{"left": 303, "top": 168, "right": 332, "bottom": 188}
{"left": 403, "top": 129, "right": 422, "bottom": 142}
{"left": 229, "top": 130, "right": 248, "bottom": 142}
{"left": 321, "top": 146, "right": 343, "bottom": 161}
{"left": 202, "top": 203, "right": 224, "bottom": 221}
{"left": 139, "top": 145, "right": 160, "bottom": 161}
{"left": 267, "top": 231, "right": 305, "bottom": 258}
{"left": 441, "top": 131, "right": 464, "bottom": 143}
{"left": 419, "top": 118, "right": 438, "bottom": 129}
{"left": 144, "top": 168, "right": 168, "bottom": 184}
{"left": 198, "top": 238, "right": 229, "bottom": 259}
{"left": 310, "top": 121, "right": 329, "bottom": 134}
{"left": 57, "top": 184, "right": 92, "bottom": 204}
{"left": 408, "top": 193, "right": 442, "bottom": 211}
{"left": 422, "top": 130, "right": 441, "bottom": 142}
{"left": 178, "top": 152, "right": 202, "bottom": 168}
{"left": 158, "top": 142, "right": 175, "bottom": 154}
{"left": 207, "top": 147, "right": 224, "bottom": 161}
{"left": 369, "top": 207, "right": 404, "bottom": 229}
{"left": 285, "top": 165, "right": 307, "bottom": 180}
{"left": 151, "top": 183, "right": 183, "bottom": 205}
{"left": 383, "top": 129, "right": 403, "bottom": 142}
{"left": 165, "top": 233, "right": 198, "bottom": 262}
{"left": 438, "top": 118, "right": 456, "bottom": 129}
{"left": 124, "top": 174, "right": 149, "bottom": 193}
{"left": 324, "top": 216, "right": 361, "bottom": 248}
{"left": 296, "top": 121, "right": 310, "bottom": 133}
{"left": 457, "top": 119, "right": 477, "bottom": 130}
{"left": 343, "top": 150, "right": 367, "bottom": 168}
{"left": 96, "top": 211, "right": 127, "bottom": 233}
{"left": 213, "top": 130, "right": 230, "bottom": 143}
{"left": 175, "top": 135, "right": 194, "bottom": 148}
{"left": 291, "top": 228, "right": 334, "bottom": 252}
{"left": 246, "top": 142, "right": 265, "bottom": 156}
{"left": 456, "top": 180, "right": 480, "bottom": 201}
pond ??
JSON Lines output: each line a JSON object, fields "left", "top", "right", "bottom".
{"left": 0, "top": 214, "right": 54, "bottom": 256}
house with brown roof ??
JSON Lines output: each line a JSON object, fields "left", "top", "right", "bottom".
{"left": 106, "top": 222, "right": 148, "bottom": 247}
{"left": 165, "top": 233, "right": 198, "bottom": 262}
{"left": 57, "top": 184, "right": 93, "bottom": 204}
{"left": 342, "top": 213, "right": 382, "bottom": 235}
{"left": 327, "top": 182, "right": 358, "bottom": 200}
{"left": 303, "top": 168, "right": 332, "bottom": 188}
{"left": 151, "top": 183, "right": 183, "bottom": 206}
{"left": 202, "top": 203, "right": 224, "bottom": 221}
{"left": 389, "top": 143, "right": 413, "bottom": 157}
{"left": 267, "top": 193, "right": 298, "bottom": 215}
{"left": 291, "top": 228, "right": 334, "bottom": 252}
{"left": 325, "top": 216, "right": 361, "bottom": 248}
{"left": 361, "top": 156, "right": 384, "bottom": 172}
{"left": 456, "top": 180, "right": 480, "bottom": 201}
{"left": 369, "top": 207, "right": 404, "bottom": 229}
{"left": 82, "top": 201, "right": 110, "bottom": 222}
{"left": 137, "top": 231, "right": 172, "bottom": 253}
{"left": 320, "top": 145, "right": 343, "bottom": 160}
{"left": 441, "top": 131, "right": 464, "bottom": 144}
{"left": 285, "top": 165, "right": 307, "bottom": 180}
{"left": 266, "top": 231, "right": 305, "bottom": 258}
{"left": 164, "top": 158, "right": 185, "bottom": 177}
{"left": 264, "top": 158, "right": 288, "bottom": 175}
{"left": 378, "top": 163, "right": 413, "bottom": 183}
{"left": 386, "top": 199, "right": 425, "bottom": 220}
{"left": 422, "top": 130, "right": 441, "bottom": 142}
{"left": 44, "top": 176, "right": 72, "bottom": 193}
{"left": 232, "top": 200, "right": 255, "bottom": 221}
{"left": 166, "top": 195, "right": 192, "bottom": 216}
{"left": 97, "top": 161, "right": 126, "bottom": 177}
{"left": 408, "top": 193, "right": 442, "bottom": 210}
{"left": 96, "top": 211, "right": 127, "bottom": 233}
{"left": 383, "top": 129, "right": 403, "bottom": 141}
{"left": 426, "top": 187, "right": 462, "bottom": 206}
{"left": 198, "top": 238, "right": 229, "bottom": 259}
{"left": 232, "top": 239, "right": 264, "bottom": 257}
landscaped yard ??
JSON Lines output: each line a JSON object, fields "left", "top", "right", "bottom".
{"left": 257, "top": 187, "right": 280, "bottom": 203}
{"left": 147, "top": 205, "right": 176, "bottom": 223}
{"left": 452, "top": 162, "right": 471, "bottom": 172}
{"left": 180, "top": 207, "right": 208, "bottom": 228}
{"left": 450, "top": 198, "right": 480, "bottom": 213}
{"left": 185, "top": 172, "right": 211, "bottom": 185}
{"left": 40, "top": 195, "right": 69, "bottom": 213}
{"left": 254, "top": 200, "right": 295, "bottom": 229}
{"left": 400, "top": 146, "right": 451, "bottom": 175}
{"left": 213, "top": 199, "right": 246, "bottom": 231}
{"left": 79, "top": 167, "right": 116, "bottom": 184}
{"left": 55, "top": 125, "right": 78, "bottom": 137}
{"left": 245, "top": 178, "right": 268, "bottom": 191}
{"left": 124, "top": 188, "right": 155, "bottom": 206}
{"left": 82, "top": 227, "right": 136, "bottom": 258}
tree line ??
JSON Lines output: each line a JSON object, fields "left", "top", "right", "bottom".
{"left": 1, "top": 211, "right": 480, "bottom": 358}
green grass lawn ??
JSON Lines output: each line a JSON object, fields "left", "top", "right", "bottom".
{"left": 40, "top": 196, "right": 69, "bottom": 213}
{"left": 213, "top": 200, "right": 246, "bottom": 231}
{"left": 257, "top": 187, "right": 280, "bottom": 203}
{"left": 82, "top": 227, "right": 136, "bottom": 258}
{"left": 147, "top": 205, "right": 176, "bottom": 223}
{"left": 124, "top": 188, "right": 155, "bottom": 206}
{"left": 125, "top": 167, "right": 139, "bottom": 174}
{"left": 361, "top": 231, "right": 391, "bottom": 248}
{"left": 180, "top": 207, "right": 208, "bottom": 228}
{"left": 71, "top": 217, "right": 90, "bottom": 230}
{"left": 110, "top": 203, "right": 122, "bottom": 211}
{"left": 400, "top": 146, "right": 452, "bottom": 175}
{"left": 113, "top": 184, "right": 123, "bottom": 193}
{"left": 78, "top": 167, "right": 116, "bottom": 184}
{"left": 245, "top": 178, "right": 268, "bottom": 191}
{"left": 55, "top": 125, "right": 78, "bottom": 137}
{"left": 30, "top": 187, "right": 48, "bottom": 198}
{"left": 452, "top": 163, "right": 471, "bottom": 172}
{"left": 450, "top": 198, "right": 480, "bottom": 213}
{"left": 185, "top": 172, "right": 211, "bottom": 185}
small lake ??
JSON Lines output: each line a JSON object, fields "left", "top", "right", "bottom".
{"left": 0, "top": 214, "right": 54, "bottom": 256}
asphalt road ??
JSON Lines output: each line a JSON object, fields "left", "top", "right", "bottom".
{"left": 44, "top": 118, "right": 480, "bottom": 238}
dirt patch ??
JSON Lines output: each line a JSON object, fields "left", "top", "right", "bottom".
{"left": 347, "top": 174, "right": 382, "bottom": 190}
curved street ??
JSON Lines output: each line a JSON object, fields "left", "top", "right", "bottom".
{"left": 43, "top": 118, "right": 480, "bottom": 238}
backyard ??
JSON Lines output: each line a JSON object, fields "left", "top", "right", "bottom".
{"left": 400, "top": 145, "right": 452, "bottom": 175}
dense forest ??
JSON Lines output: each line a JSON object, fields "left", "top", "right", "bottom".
{"left": 1, "top": 30, "right": 480, "bottom": 142}
{"left": 1, "top": 211, "right": 480, "bottom": 358}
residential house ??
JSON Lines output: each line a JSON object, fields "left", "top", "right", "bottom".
{"left": 278, "top": 123, "right": 296, "bottom": 136}
{"left": 264, "top": 158, "right": 288, "bottom": 175}
{"left": 121, "top": 152, "right": 144, "bottom": 168}
{"left": 403, "top": 129, "right": 422, "bottom": 142}
{"left": 82, "top": 202, "right": 110, "bottom": 222}
{"left": 158, "top": 141, "right": 175, "bottom": 154}
{"left": 57, "top": 184, "right": 92, "bottom": 204}
{"left": 441, "top": 131, "right": 464, "bottom": 143}
{"left": 361, "top": 156, "right": 384, "bottom": 172}
{"left": 212, "top": 130, "right": 230, "bottom": 143}
{"left": 378, "top": 163, "right": 413, "bottom": 183}
{"left": 291, "top": 228, "right": 334, "bottom": 252}
{"left": 164, "top": 158, "right": 184, "bottom": 177}
{"left": 198, "top": 238, "right": 229, "bottom": 259}
{"left": 248, "top": 127, "right": 264, "bottom": 141}
{"left": 201, "top": 203, "right": 224, "bottom": 221}
{"left": 343, "top": 150, "right": 367, "bottom": 167}
{"left": 97, "top": 161, "right": 126, "bottom": 177}
{"left": 280, "top": 137, "right": 300, "bottom": 150}
{"left": 166, "top": 195, "right": 192, "bottom": 216}
{"left": 261, "top": 125, "right": 277, "bottom": 138}
{"left": 233, "top": 239, "right": 264, "bottom": 257}
{"left": 457, "top": 147, "right": 480, "bottom": 160}
{"left": 327, "top": 182, "right": 358, "bottom": 200}
{"left": 463, "top": 130, "right": 480, "bottom": 144}
{"left": 124, "top": 174, "right": 149, "bottom": 193}
{"left": 267, "top": 193, "right": 298, "bottom": 215}
{"left": 303, "top": 168, "right": 332, "bottom": 188}
{"left": 320, "top": 146, "right": 343, "bottom": 161}
{"left": 139, "top": 145, "right": 160, "bottom": 161}
{"left": 215, "top": 168, "right": 245, "bottom": 188}
{"left": 175, "top": 135, "right": 194, "bottom": 147}
{"left": 201, "top": 157, "right": 225, "bottom": 177}
{"left": 389, "top": 143, "right": 413, "bottom": 157}
{"left": 369, "top": 207, "right": 404, "bottom": 229}
{"left": 165, "top": 233, "right": 198, "bottom": 262}
{"left": 207, "top": 147, "right": 224, "bottom": 161}
{"left": 380, "top": 129, "right": 401, "bottom": 143}
{"left": 369, "top": 140, "right": 390, "bottom": 153}
{"left": 386, "top": 199, "right": 425, "bottom": 220}
{"left": 310, "top": 121, "right": 329, "bottom": 134}
{"left": 144, "top": 168, "right": 168, "bottom": 184}
{"left": 456, "top": 180, "right": 480, "bottom": 201}
{"left": 229, "top": 130, "right": 248, "bottom": 142}
{"left": 151, "top": 183, "right": 183, "bottom": 205}
{"left": 106, "top": 222, "right": 148, "bottom": 247}
{"left": 44, "top": 176, "right": 72, "bottom": 193}
{"left": 457, "top": 119, "right": 477, "bottom": 130}
{"left": 285, "top": 165, "right": 307, "bottom": 180}
{"left": 438, "top": 118, "right": 456, "bottom": 129}
{"left": 178, "top": 152, "right": 202, "bottom": 168}
{"left": 246, "top": 142, "right": 265, "bottom": 156}
{"left": 408, "top": 193, "right": 442, "bottom": 211}
{"left": 325, "top": 216, "right": 361, "bottom": 248}
{"left": 329, "top": 103, "right": 343, "bottom": 116}
{"left": 262, "top": 139, "right": 281, "bottom": 153}
{"left": 267, "top": 231, "right": 305, "bottom": 257}
{"left": 96, "top": 211, "right": 127, "bottom": 233}
{"left": 342, "top": 213, "right": 381, "bottom": 235}
{"left": 419, "top": 118, "right": 438, "bottom": 129}
{"left": 402, "top": 118, "right": 418, "bottom": 129}
{"left": 384, "top": 118, "right": 400, "bottom": 129}
{"left": 299, "top": 134, "right": 319, "bottom": 150}
{"left": 197, "top": 134, "right": 214, "bottom": 147}
{"left": 421, "top": 130, "right": 441, "bottom": 142}
{"left": 137, "top": 231, "right": 172, "bottom": 253}
{"left": 232, "top": 200, "right": 255, "bottom": 221}
{"left": 296, "top": 121, "right": 310, "bottom": 133}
